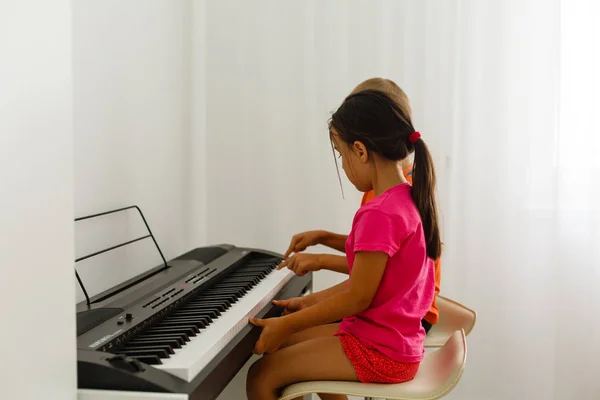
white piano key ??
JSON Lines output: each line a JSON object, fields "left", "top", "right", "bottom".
{"left": 154, "top": 267, "right": 295, "bottom": 382}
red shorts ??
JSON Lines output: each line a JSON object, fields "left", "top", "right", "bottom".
{"left": 334, "top": 329, "right": 420, "bottom": 384}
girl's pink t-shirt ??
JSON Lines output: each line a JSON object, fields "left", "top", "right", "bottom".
{"left": 339, "top": 183, "right": 435, "bottom": 363}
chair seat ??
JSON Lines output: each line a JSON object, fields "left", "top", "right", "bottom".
{"left": 279, "top": 329, "right": 467, "bottom": 400}
{"left": 425, "top": 295, "right": 476, "bottom": 348}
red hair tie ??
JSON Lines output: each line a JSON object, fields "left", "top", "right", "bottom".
{"left": 408, "top": 131, "right": 421, "bottom": 143}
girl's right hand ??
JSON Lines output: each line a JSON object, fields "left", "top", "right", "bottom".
{"left": 276, "top": 253, "right": 320, "bottom": 276}
{"left": 282, "top": 230, "right": 325, "bottom": 259}
{"left": 272, "top": 296, "right": 312, "bottom": 315}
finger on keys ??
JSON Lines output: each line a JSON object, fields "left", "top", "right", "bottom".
{"left": 283, "top": 240, "right": 297, "bottom": 259}
{"left": 286, "top": 256, "right": 297, "bottom": 272}
{"left": 272, "top": 299, "right": 289, "bottom": 307}
{"left": 276, "top": 258, "right": 289, "bottom": 270}
{"left": 248, "top": 317, "right": 265, "bottom": 327}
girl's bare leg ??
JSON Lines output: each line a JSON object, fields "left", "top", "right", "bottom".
{"left": 281, "top": 323, "right": 340, "bottom": 348}
{"left": 246, "top": 336, "right": 358, "bottom": 400}
{"left": 278, "top": 323, "right": 348, "bottom": 400}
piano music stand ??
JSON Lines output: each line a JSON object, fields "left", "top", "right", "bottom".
{"left": 74, "top": 205, "right": 169, "bottom": 307}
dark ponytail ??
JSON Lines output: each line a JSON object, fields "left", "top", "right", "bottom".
{"left": 411, "top": 139, "right": 441, "bottom": 260}
{"left": 330, "top": 88, "right": 441, "bottom": 260}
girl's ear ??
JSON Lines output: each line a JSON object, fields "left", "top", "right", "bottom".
{"left": 352, "top": 141, "right": 369, "bottom": 164}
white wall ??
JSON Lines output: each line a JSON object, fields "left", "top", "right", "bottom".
{"left": 0, "top": 1, "right": 76, "bottom": 399}
{"left": 204, "top": 0, "right": 365, "bottom": 294}
{"left": 72, "top": 0, "right": 201, "bottom": 301}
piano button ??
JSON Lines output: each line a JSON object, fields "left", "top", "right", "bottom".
{"left": 128, "top": 338, "right": 183, "bottom": 349}
{"left": 129, "top": 355, "right": 162, "bottom": 365}
{"left": 135, "top": 333, "right": 190, "bottom": 343}
{"left": 146, "top": 327, "right": 197, "bottom": 337}
{"left": 116, "top": 348, "right": 170, "bottom": 359}
{"left": 121, "top": 344, "right": 175, "bottom": 355}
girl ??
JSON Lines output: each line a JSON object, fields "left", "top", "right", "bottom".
{"left": 246, "top": 84, "right": 440, "bottom": 400}
{"left": 277, "top": 78, "right": 442, "bottom": 333}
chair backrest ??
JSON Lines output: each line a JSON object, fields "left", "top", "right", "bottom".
{"left": 425, "top": 295, "right": 476, "bottom": 348}
{"left": 436, "top": 295, "right": 476, "bottom": 336}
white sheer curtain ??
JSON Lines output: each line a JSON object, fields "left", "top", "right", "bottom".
{"left": 200, "top": 1, "right": 600, "bottom": 398}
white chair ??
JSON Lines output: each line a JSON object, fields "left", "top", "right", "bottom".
{"left": 425, "top": 295, "right": 476, "bottom": 348}
{"left": 278, "top": 329, "right": 467, "bottom": 400}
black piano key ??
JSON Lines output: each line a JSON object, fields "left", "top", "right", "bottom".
{"left": 128, "top": 338, "right": 183, "bottom": 349}
{"left": 205, "top": 289, "right": 244, "bottom": 298}
{"left": 180, "top": 303, "right": 227, "bottom": 318}
{"left": 164, "top": 314, "right": 211, "bottom": 322}
{"left": 157, "top": 319, "right": 206, "bottom": 329}
{"left": 176, "top": 304, "right": 218, "bottom": 312}
{"left": 226, "top": 276, "right": 261, "bottom": 285}
{"left": 218, "top": 282, "right": 253, "bottom": 291}
{"left": 116, "top": 348, "right": 170, "bottom": 359}
{"left": 241, "top": 266, "right": 273, "bottom": 272}
{"left": 229, "top": 279, "right": 260, "bottom": 286}
{"left": 135, "top": 333, "right": 190, "bottom": 342}
{"left": 129, "top": 355, "right": 162, "bottom": 365}
{"left": 235, "top": 271, "right": 268, "bottom": 279}
{"left": 244, "top": 261, "right": 275, "bottom": 266}
{"left": 236, "top": 269, "right": 267, "bottom": 274}
{"left": 169, "top": 314, "right": 213, "bottom": 324}
{"left": 146, "top": 327, "right": 197, "bottom": 337}
{"left": 186, "top": 301, "right": 229, "bottom": 311}
{"left": 216, "top": 282, "right": 250, "bottom": 290}
{"left": 200, "top": 294, "right": 238, "bottom": 303}
{"left": 204, "top": 288, "right": 244, "bottom": 295}
{"left": 162, "top": 317, "right": 212, "bottom": 329}
{"left": 176, "top": 308, "right": 219, "bottom": 319}
{"left": 202, "top": 290, "right": 240, "bottom": 297}
{"left": 154, "top": 322, "right": 201, "bottom": 333}
{"left": 121, "top": 344, "right": 175, "bottom": 355}
{"left": 221, "top": 275, "right": 257, "bottom": 282}
{"left": 222, "top": 275, "right": 258, "bottom": 281}
{"left": 187, "top": 300, "right": 225, "bottom": 308}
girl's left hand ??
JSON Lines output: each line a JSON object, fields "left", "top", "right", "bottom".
{"left": 248, "top": 316, "right": 293, "bottom": 355}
